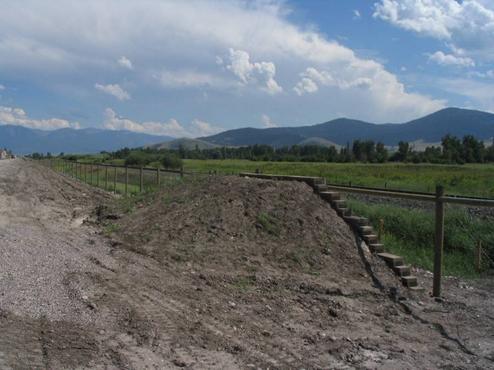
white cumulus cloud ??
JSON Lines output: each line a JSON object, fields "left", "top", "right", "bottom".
{"left": 261, "top": 114, "right": 278, "bottom": 128}
{"left": 294, "top": 67, "right": 373, "bottom": 95}
{"left": 156, "top": 69, "right": 229, "bottom": 88}
{"left": 0, "top": 105, "right": 79, "bottom": 130}
{"left": 103, "top": 108, "right": 223, "bottom": 137}
{"left": 95, "top": 83, "right": 130, "bottom": 101}
{"left": 226, "top": 49, "right": 283, "bottom": 94}
{"left": 428, "top": 51, "right": 475, "bottom": 67}
{"left": 190, "top": 119, "right": 223, "bottom": 136}
{"left": 294, "top": 68, "right": 335, "bottom": 95}
{"left": 117, "top": 56, "right": 133, "bottom": 70}
{"left": 374, "top": 0, "right": 494, "bottom": 62}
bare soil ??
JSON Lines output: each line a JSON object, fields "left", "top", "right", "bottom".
{"left": 0, "top": 159, "right": 493, "bottom": 369}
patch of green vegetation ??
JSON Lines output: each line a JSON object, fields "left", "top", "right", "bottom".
{"left": 346, "top": 199, "right": 494, "bottom": 277}
{"left": 183, "top": 159, "right": 494, "bottom": 198}
{"left": 256, "top": 212, "right": 280, "bottom": 236}
{"left": 231, "top": 275, "right": 256, "bottom": 292}
{"left": 103, "top": 222, "right": 121, "bottom": 236}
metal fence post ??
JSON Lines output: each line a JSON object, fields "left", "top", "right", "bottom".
{"left": 125, "top": 166, "right": 129, "bottom": 196}
{"left": 140, "top": 167, "right": 144, "bottom": 192}
{"left": 433, "top": 185, "right": 445, "bottom": 297}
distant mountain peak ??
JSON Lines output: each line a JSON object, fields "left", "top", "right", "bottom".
{"left": 200, "top": 107, "right": 494, "bottom": 147}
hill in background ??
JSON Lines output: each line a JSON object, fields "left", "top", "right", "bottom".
{"left": 148, "top": 138, "right": 219, "bottom": 150}
{"left": 199, "top": 108, "right": 494, "bottom": 148}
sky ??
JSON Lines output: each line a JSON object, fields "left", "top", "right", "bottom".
{"left": 0, "top": 0, "right": 493, "bottom": 137}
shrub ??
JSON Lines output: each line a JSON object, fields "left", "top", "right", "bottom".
{"left": 161, "top": 154, "right": 183, "bottom": 169}
{"left": 125, "top": 152, "right": 150, "bottom": 167}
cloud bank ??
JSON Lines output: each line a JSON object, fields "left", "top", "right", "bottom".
{"left": 0, "top": 106, "right": 79, "bottom": 130}
{"left": 0, "top": 0, "right": 448, "bottom": 131}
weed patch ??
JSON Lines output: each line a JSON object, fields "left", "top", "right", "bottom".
{"left": 256, "top": 212, "right": 280, "bottom": 236}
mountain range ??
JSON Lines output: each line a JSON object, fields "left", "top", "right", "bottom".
{"left": 0, "top": 125, "right": 172, "bottom": 154}
{"left": 200, "top": 108, "right": 494, "bottom": 147}
{"left": 1, "top": 107, "right": 493, "bottom": 154}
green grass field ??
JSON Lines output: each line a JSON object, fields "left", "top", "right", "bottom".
{"left": 184, "top": 159, "right": 494, "bottom": 197}
{"left": 346, "top": 200, "right": 494, "bottom": 277}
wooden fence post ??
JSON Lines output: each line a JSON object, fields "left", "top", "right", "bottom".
{"left": 105, "top": 166, "right": 108, "bottom": 191}
{"left": 140, "top": 167, "right": 144, "bottom": 192}
{"left": 125, "top": 166, "right": 129, "bottom": 196}
{"left": 475, "top": 241, "right": 482, "bottom": 272}
{"left": 96, "top": 165, "right": 100, "bottom": 187}
{"left": 433, "top": 185, "right": 445, "bottom": 297}
{"left": 378, "top": 219, "right": 384, "bottom": 240}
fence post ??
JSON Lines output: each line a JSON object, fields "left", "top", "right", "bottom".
{"left": 378, "top": 219, "right": 384, "bottom": 240}
{"left": 157, "top": 167, "right": 160, "bottom": 188}
{"left": 84, "top": 164, "right": 87, "bottom": 183}
{"left": 475, "top": 241, "right": 482, "bottom": 272}
{"left": 105, "top": 166, "right": 108, "bottom": 191}
{"left": 180, "top": 166, "right": 184, "bottom": 179}
{"left": 96, "top": 165, "right": 100, "bottom": 187}
{"left": 113, "top": 167, "right": 117, "bottom": 193}
{"left": 140, "top": 167, "right": 144, "bottom": 192}
{"left": 433, "top": 185, "right": 445, "bottom": 297}
{"left": 90, "top": 164, "right": 93, "bottom": 185}
{"left": 125, "top": 166, "right": 129, "bottom": 196}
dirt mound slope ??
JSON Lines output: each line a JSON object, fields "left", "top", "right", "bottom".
{"left": 94, "top": 176, "right": 493, "bottom": 369}
{"left": 114, "top": 176, "right": 364, "bottom": 277}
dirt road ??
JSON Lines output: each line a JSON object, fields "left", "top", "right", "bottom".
{"left": 0, "top": 159, "right": 493, "bottom": 369}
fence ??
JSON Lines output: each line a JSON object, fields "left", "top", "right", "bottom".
{"left": 40, "top": 158, "right": 185, "bottom": 195}
{"left": 240, "top": 172, "right": 494, "bottom": 297}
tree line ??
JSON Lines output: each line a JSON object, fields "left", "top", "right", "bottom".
{"left": 139, "top": 135, "right": 494, "bottom": 164}
{"left": 29, "top": 134, "right": 494, "bottom": 166}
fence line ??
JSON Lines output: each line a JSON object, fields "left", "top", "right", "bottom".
{"left": 40, "top": 158, "right": 186, "bottom": 195}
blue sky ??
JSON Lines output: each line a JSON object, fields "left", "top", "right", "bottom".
{"left": 0, "top": 0, "right": 493, "bottom": 137}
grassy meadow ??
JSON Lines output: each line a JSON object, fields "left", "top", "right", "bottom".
{"left": 183, "top": 159, "right": 494, "bottom": 198}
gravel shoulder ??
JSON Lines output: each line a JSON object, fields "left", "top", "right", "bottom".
{"left": 0, "top": 159, "right": 493, "bottom": 369}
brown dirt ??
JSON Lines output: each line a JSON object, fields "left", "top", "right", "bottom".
{"left": 1, "top": 159, "right": 493, "bottom": 369}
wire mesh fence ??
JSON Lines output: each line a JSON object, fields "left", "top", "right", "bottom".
{"left": 40, "top": 158, "right": 184, "bottom": 196}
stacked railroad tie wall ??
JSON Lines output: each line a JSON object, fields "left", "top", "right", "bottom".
{"left": 239, "top": 172, "right": 419, "bottom": 290}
